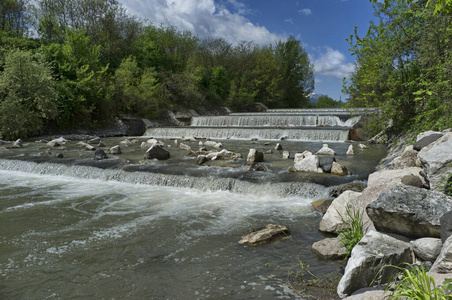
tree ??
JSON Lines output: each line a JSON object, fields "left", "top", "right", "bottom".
{"left": 316, "top": 96, "right": 342, "bottom": 108}
{"left": 0, "top": 49, "right": 58, "bottom": 139}
{"left": 0, "top": 0, "right": 31, "bottom": 37}
{"left": 274, "top": 36, "right": 314, "bottom": 108}
{"left": 345, "top": 0, "right": 452, "bottom": 134}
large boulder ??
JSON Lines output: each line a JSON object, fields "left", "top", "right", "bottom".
{"left": 411, "top": 238, "right": 442, "bottom": 262}
{"left": 247, "top": 149, "right": 264, "bottom": 165}
{"left": 414, "top": 131, "right": 443, "bottom": 151}
{"left": 367, "top": 185, "right": 452, "bottom": 238}
{"left": 418, "top": 132, "right": 452, "bottom": 191}
{"left": 431, "top": 235, "right": 452, "bottom": 273}
{"left": 293, "top": 154, "right": 323, "bottom": 173}
{"left": 319, "top": 191, "right": 362, "bottom": 233}
{"left": 144, "top": 144, "right": 170, "bottom": 160}
{"left": 311, "top": 237, "right": 347, "bottom": 260}
{"left": 238, "top": 224, "right": 290, "bottom": 246}
{"left": 337, "top": 231, "right": 412, "bottom": 298}
{"left": 348, "top": 167, "right": 425, "bottom": 233}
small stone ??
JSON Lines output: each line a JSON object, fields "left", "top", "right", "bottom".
{"left": 196, "top": 155, "right": 208, "bottom": 165}
{"left": 346, "top": 145, "right": 355, "bottom": 156}
{"left": 312, "top": 237, "right": 347, "bottom": 260}
{"left": 109, "top": 145, "right": 121, "bottom": 154}
{"left": 274, "top": 143, "right": 283, "bottom": 150}
{"left": 94, "top": 149, "right": 108, "bottom": 160}
{"left": 331, "top": 161, "right": 348, "bottom": 176}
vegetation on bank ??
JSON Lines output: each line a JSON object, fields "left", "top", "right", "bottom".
{"left": 0, "top": 0, "right": 318, "bottom": 139}
{"left": 344, "top": 0, "right": 452, "bottom": 137}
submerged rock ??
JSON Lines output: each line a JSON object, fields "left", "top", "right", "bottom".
{"left": 88, "top": 137, "right": 101, "bottom": 144}
{"left": 196, "top": 155, "right": 208, "bottom": 165}
{"left": 206, "top": 149, "right": 241, "bottom": 161}
{"left": 238, "top": 224, "right": 290, "bottom": 246}
{"left": 94, "top": 150, "right": 108, "bottom": 160}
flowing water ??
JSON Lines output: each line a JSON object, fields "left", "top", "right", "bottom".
{"left": 0, "top": 110, "right": 386, "bottom": 299}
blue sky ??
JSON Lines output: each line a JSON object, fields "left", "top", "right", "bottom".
{"left": 119, "top": 0, "right": 377, "bottom": 101}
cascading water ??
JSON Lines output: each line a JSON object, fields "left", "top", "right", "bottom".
{"left": 0, "top": 109, "right": 385, "bottom": 299}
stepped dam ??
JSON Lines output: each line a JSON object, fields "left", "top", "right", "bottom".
{"left": 148, "top": 108, "right": 377, "bottom": 142}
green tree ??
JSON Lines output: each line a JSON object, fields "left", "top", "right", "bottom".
{"left": 274, "top": 36, "right": 314, "bottom": 108}
{"left": 0, "top": 0, "right": 31, "bottom": 37}
{"left": 0, "top": 49, "right": 58, "bottom": 139}
{"left": 315, "top": 96, "right": 342, "bottom": 108}
{"left": 109, "top": 56, "right": 163, "bottom": 118}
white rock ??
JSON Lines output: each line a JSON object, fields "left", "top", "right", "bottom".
{"left": 316, "top": 144, "right": 336, "bottom": 155}
{"left": 346, "top": 145, "right": 355, "bottom": 156}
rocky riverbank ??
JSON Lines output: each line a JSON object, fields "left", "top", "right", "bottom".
{"left": 313, "top": 129, "right": 452, "bottom": 299}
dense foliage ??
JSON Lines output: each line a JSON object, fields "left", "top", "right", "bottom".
{"left": 0, "top": 0, "right": 315, "bottom": 139}
{"left": 344, "top": 0, "right": 452, "bottom": 136}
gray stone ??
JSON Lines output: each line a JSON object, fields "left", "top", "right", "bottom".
{"left": 293, "top": 154, "right": 323, "bottom": 173}
{"left": 98, "top": 141, "right": 106, "bottom": 148}
{"left": 411, "top": 238, "right": 442, "bottom": 262}
{"left": 109, "top": 145, "right": 121, "bottom": 154}
{"left": 88, "top": 137, "right": 101, "bottom": 144}
{"left": 401, "top": 174, "right": 423, "bottom": 188}
{"left": 144, "top": 144, "right": 170, "bottom": 160}
{"left": 391, "top": 149, "right": 419, "bottom": 169}
{"left": 414, "top": 132, "right": 443, "bottom": 151}
{"left": 319, "top": 191, "right": 362, "bottom": 233}
{"left": 312, "top": 237, "right": 347, "bottom": 260}
{"left": 418, "top": 132, "right": 452, "bottom": 191}
{"left": 318, "top": 155, "right": 335, "bottom": 173}
{"left": 206, "top": 149, "right": 241, "bottom": 160}
{"left": 238, "top": 224, "right": 290, "bottom": 246}
{"left": 179, "top": 143, "right": 191, "bottom": 151}
{"left": 431, "top": 235, "right": 452, "bottom": 273}
{"left": 196, "top": 155, "right": 208, "bottom": 165}
{"left": 282, "top": 151, "right": 290, "bottom": 159}
{"left": 94, "top": 150, "right": 108, "bottom": 160}
{"left": 119, "top": 139, "right": 132, "bottom": 146}
{"left": 337, "top": 231, "right": 412, "bottom": 298}
{"left": 366, "top": 185, "right": 452, "bottom": 238}
{"left": 249, "top": 164, "right": 266, "bottom": 172}
{"left": 441, "top": 211, "right": 452, "bottom": 243}
{"left": 332, "top": 161, "right": 348, "bottom": 176}
{"left": 265, "top": 150, "right": 272, "bottom": 154}
{"left": 351, "top": 167, "right": 425, "bottom": 234}
{"left": 316, "top": 144, "right": 336, "bottom": 155}
{"left": 274, "top": 143, "right": 283, "bottom": 150}
{"left": 46, "top": 140, "right": 60, "bottom": 147}
{"left": 246, "top": 149, "right": 264, "bottom": 165}
{"left": 55, "top": 153, "right": 64, "bottom": 158}
{"left": 13, "top": 139, "right": 23, "bottom": 148}
{"left": 204, "top": 140, "right": 222, "bottom": 149}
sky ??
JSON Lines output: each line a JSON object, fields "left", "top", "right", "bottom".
{"left": 118, "top": 0, "right": 377, "bottom": 101}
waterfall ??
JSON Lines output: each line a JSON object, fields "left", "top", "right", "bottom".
{"left": 0, "top": 159, "right": 329, "bottom": 200}
{"left": 191, "top": 115, "right": 361, "bottom": 127}
{"left": 144, "top": 126, "right": 350, "bottom": 141}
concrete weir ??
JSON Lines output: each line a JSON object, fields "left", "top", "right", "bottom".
{"left": 150, "top": 108, "right": 377, "bottom": 142}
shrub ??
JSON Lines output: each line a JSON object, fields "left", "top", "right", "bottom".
{"left": 337, "top": 204, "right": 368, "bottom": 257}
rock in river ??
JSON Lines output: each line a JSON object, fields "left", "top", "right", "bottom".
{"left": 238, "top": 224, "right": 290, "bottom": 246}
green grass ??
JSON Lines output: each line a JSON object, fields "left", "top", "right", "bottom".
{"left": 337, "top": 203, "right": 368, "bottom": 257}
{"left": 375, "top": 263, "right": 452, "bottom": 299}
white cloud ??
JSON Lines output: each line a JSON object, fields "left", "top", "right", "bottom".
{"left": 118, "top": 0, "right": 282, "bottom": 45}
{"left": 313, "top": 47, "right": 355, "bottom": 79}
{"left": 284, "top": 18, "right": 293, "bottom": 25}
{"left": 299, "top": 8, "right": 312, "bottom": 15}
